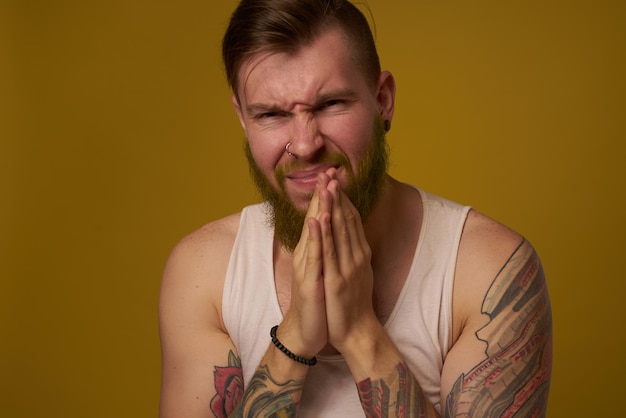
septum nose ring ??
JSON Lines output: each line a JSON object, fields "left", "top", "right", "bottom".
{"left": 285, "top": 142, "right": 297, "bottom": 159}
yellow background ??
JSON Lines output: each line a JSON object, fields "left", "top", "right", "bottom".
{"left": 1, "top": 0, "right": 624, "bottom": 416}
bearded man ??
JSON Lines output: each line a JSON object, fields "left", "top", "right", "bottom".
{"left": 159, "top": 1, "right": 552, "bottom": 417}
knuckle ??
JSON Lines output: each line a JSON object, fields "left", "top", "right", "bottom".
{"left": 362, "top": 246, "right": 372, "bottom": 260}
{"left": 344, "top": 207, "right": 359, "bottom": 223}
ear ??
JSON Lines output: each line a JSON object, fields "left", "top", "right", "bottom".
{"left": 376, "top": 70, "right": 396, "bottom": 124}
{"left": 231, "top": 94, "right": 247, "bottom": 132}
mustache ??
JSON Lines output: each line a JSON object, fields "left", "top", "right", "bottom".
{"left": 275, "top": 151, "right": 354, "bottom": 187}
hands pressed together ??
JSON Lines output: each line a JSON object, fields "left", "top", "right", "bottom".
{"left": 278, "top": 168, "right": 380, "bottom": 360}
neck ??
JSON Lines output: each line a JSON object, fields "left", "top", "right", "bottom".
{"left": 362, "top": 176, "right": 422, "bottom": 271}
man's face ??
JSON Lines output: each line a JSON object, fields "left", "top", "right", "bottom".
{"left": 233, "top": 28, "right": 392, "bottom": 250}
{"left": 245, "top": 117, "right": 388, "bottom": 251}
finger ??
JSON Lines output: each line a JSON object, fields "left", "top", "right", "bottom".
{"left": 296, "top": 175, "right": 327, "bottom": 250}
{"left": 292, "top": 217, "right": 325, "bottom": 311}
{"left": 325, "top": 167, "right": 338, "bottom": 180}
{"left": 319, "top": 210, "right": 340, "bottom": 279}
{"left": 294, "top": 172, "right": 335, "bottom": 277}
{"left": 283, "top": 217, "right": 328, "bottom": 355}
{"left": 303, "top": 218, "right": 323, "bottom": 283}
{"left": 309, "top": 173, "right": 334, "bottom": 220}
{"left": 338, "top": 188, "right": 366, "bottom": 254}
{"left": 302, "top": 217, "right": 328, "bottom": 339}
{"left": 328, "top": 180, "right": 354, "bottom": 269}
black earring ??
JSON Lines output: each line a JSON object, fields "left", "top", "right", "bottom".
{"left": 384, "top": 119, "right": 391, "bottom": 132}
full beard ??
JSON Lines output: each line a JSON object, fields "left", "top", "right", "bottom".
{"left": 245, "top": 116, "right": 389, "bottom": 252}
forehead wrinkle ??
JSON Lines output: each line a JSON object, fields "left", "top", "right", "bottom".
{"left": 244, "top": 63, "right": 358, "bottom": 110}
{"left": 241, "top": 55, "right": 321, "bottom": 108}
{"left": 238, "top": 30, "right": 366, "bottom": 112}
{"left": 238, "top": 52, "right": 281, "bottom": 105}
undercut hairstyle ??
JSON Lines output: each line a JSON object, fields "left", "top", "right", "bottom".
{"left": 222, "top": 0, "right": 381, "bottom": 96}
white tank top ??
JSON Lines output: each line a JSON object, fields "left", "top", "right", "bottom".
{"left": 222, "top": 189, "right": 470, "bottom": 416}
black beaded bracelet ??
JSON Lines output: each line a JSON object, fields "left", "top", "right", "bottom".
{"left": 270, "top": 325, "right": 317, "bottom": 366}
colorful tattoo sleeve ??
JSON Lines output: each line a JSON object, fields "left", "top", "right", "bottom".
{"left": 210, "top": 350, "right": 303, "bottom": 418}
{"left": 357, "top": 362, "right": 429, "bottom": 418}
{"left": 232, "top": 365, "right": 303, "bottom": 418}
{"left": 445, "top": 240, "right": 552, "bottom": 417}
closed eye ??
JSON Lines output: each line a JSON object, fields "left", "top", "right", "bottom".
{"left": 314, "top": 88, "right": 358, "bottom": 111}
{"left": 321, "top": 99, "right": 344, "bottom": 108}
{"left": 254, "top": 111, "right": 286, "bottom": 120}
{"left": 315, "top": 99, "right": 348, "bottom": 112}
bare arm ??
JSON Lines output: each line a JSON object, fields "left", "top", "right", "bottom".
{"left": 441, "top": 213, "right": 552, "bottom": 417}
{"left": 159, "top": 213, "right": 317, "bottom": 418}
{"left": 159, "top": 218, "right": 243, "bottom": 418}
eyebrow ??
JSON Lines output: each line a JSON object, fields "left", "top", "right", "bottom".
{"left": 245, "top": 88, "right": 359, "bottom": 116}
{"left": 245, "top": 103, "right": 282, "bottom": 117}
{"left": 315, "top": 88, "right": 359, "bottom": 105}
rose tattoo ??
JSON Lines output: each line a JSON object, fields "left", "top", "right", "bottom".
{"left": 210, "top": 351, "right": 244, "bottom": 418}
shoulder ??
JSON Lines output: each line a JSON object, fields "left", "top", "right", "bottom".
{"left": 458, "top": 209, "right": 526, "bottom": 275}
{"left": 165, "top": 212, "right": 242, "bottom": 279}
{"left": 169, "top": 212, "right": 241, "bottom": 264}
{"left": 160, "top": 212, "right": 242, "bottom": 332}
{"left": 453, "top": 210, "right": 531, "bottom": 333}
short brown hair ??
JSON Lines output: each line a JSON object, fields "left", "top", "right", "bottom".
{"left": 222, "top": 0, "right": 381, "bottom": 95}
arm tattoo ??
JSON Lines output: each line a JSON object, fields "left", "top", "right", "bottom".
{"left": 233, "top": 365, "right": 303, "bottom": 418}
{"left": 210, "top": 352, "right": 303, "bottom": 418}
{"left": 445, "top": 240, "right": 553, "bottom": 417}
{"left": 357, "top": 362, "right": 429, "bottom": 418}
{"left": 210, "top": 351, "right": 244, "bottom": 418}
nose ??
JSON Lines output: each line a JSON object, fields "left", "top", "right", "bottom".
{"left": 287, "top": 113, "right": 324, "bottom": 160}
